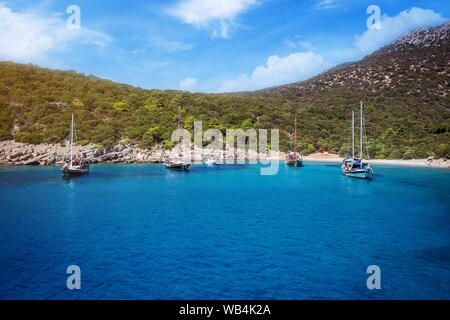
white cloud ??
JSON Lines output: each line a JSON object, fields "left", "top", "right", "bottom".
{"left": 179, "top": 77, "right": 197, "bottom": 91}
{"left": 220, "top": 52, "right": 332, "bottom": 92}
{"left": 148, "top": 36, "right": 194, "bottom": 52}
{"left": 355, "top": 7, "right": 446, "bottom": 54}
{"left": 167, "top": 0, "right": 258, "bottom": 38}
{"left": 283, "top": 36, "right": 315, "bottom": 50}
{"left": 0, "top": 3, "right": 112, "bottom": 64}
{"left": 314, "top": 0, "right": 337, "bottom": 10}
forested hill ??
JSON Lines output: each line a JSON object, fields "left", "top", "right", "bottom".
{"left": 0, "top": 21, "right": 449, "bottom": 159}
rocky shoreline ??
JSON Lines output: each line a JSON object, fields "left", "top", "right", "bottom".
{"left": 0, "top": 140, "right": 146, "bottom": 165}
{"left": 0, "top": 140, "right": 282, "bottom": 166}
{"left": 0, "top": 140, "right": 448, "bottom": 168}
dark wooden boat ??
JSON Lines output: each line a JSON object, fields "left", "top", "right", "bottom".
{"left": 61, "top": 114, "right": 90, "bottom": 176}
{"left": 286, "top": 114, "right": 303, "bottom": 167}
{"left": 165, "top": 107, "right": 191, "bottom": 171}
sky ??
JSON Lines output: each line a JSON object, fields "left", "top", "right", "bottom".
{"left": 0, "top": 0, "right": 448, "bottom": 93}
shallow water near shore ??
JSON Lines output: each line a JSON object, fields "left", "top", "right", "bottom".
{"left": 0, "top": 162, "right": 449, "bottom": 299}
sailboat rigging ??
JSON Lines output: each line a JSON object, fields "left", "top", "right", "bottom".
{"left": 285, "top": 114, "right": 303, "bottom": 167}
{"left": 164, "top": 106, "right": 191, "bottom": 171}
{"left": 342, "top": 101, "right": 373, "bottom": 179}
{"left": 61, "top": 114, "right": 90, "bottom": 176}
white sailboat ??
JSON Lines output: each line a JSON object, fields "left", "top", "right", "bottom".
{"left": 342, "top": 101, "right": 373, "bottom": 179}
{"left": 202, "top": 156, "right": 219, "bottom": 166}
{"left": 61, "top": 114, "right": 90, "bottom": 176}
{"left": 202, "top": 149, "right": 221, "bottom": 166}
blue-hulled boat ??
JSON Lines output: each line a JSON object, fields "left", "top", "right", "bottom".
{"left": 342, "top": 101, "right": 373, "bottom": 179}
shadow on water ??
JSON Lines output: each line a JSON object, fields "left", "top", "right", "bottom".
{"left": 189, "top": 164, "right": 253, "bottom": 172}
{"left": 394, "top": 179, "right": 427, "bottom": 188}
{"left": 0, "top": 176, "right": 63, "bottom": 184}
{"left": 1, "top": 164, "right": 254, "bottom": 184}
{"left": 0, "top": 171, "right": 164, "bottom": 185}
{"left": 372, "top": 173, "right": 382, "bottom": 177}
{"left": 62, "top": 171, "right": 164, "bottom": 181}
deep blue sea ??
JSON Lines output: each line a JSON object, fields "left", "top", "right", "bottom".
{"left": 0, "top": 162, "right": 449, "bottom": 299}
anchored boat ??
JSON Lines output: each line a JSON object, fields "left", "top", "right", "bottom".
{"left": 285, "top": 114, "right": 303, "bottom": 167}
{"left": 164, "top": 106, "right": 191, "bottom": 171}
{"left": 202, "top": 156, "right": 219, "bottom": 166}
{"left": 164, "top": 156, "right": 191, "bottom": 171}
{"left": 61, "top": 114, "right": 90, "bottom": 176}
{"left": 342, "top": 101, "right": 373, "bottom": 179}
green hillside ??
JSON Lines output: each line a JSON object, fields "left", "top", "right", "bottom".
{"left": 0, "top": 23, "right": 449, "bottom": 159}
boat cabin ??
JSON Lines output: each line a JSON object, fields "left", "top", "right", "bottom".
{"left": 343, "top": 158, "right": 369, "bottom": 170}
{"left": 65, "top": 158, "right": 90, "bottom": 166}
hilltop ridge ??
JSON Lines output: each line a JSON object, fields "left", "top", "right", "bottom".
{"left": 382, "top": 20, "right": 450, "bottom": 53}
{"left": 256, "top": 20, "right": 449, "bottom": 97}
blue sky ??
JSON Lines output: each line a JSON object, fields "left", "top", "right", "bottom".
{"left": 0, "top": 0, "right": 448, "bottom": 92}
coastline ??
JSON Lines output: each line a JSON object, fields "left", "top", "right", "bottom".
{"left": 303, "top": 153, "right": 449, "bottom": 168}
{"left": 0, "top": 141, "right": 448, "bottom": 169}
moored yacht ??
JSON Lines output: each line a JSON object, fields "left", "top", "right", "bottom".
{"left": 164, "top": 106, "right": 191, "bottom": 171}
{"left": 202, "top": 156, "right": 219, "bottom": 166}
{"left": 342, "top": 157, "right": 372, "bottom": 179}
{"left": 342, "top": 102, "right": 373, "bottom": 179}
{"left": 164, "top": 155, "right": 191, "bottom": 171}
{"left": 61, "top": 114, "right": 90, "bottom": 176}
{"left": 285, "top": 114, "right": 303, "bottom": 167}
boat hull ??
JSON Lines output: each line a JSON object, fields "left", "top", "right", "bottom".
{"left": 164, "top": 163, "right": 191, "bottom": 171}
{"left": 62, "top": 168, "right": 89, "bottom": 176}
{"left": 286, "top": 160, "right": 303, "bottom": 167}
{"left": 343, "top": 169, "right": 372, "bottom": 179}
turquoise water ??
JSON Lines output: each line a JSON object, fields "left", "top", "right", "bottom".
{"left": 0, "top": 162, "right": 449, "bottom": 299}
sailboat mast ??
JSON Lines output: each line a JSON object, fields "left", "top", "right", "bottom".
{"left": 352, "top": 110, "right": 355, "bottom": 158}
{"left": 360, "top": 101, "right": 363, "bottom": 159}
{"left": 294, "top": 114, "right": 298, "bottom": 156}
{"left": 178, "top": 106, "right": 181, "bottom": 154}
{"left": 70, "top": 113, "right": 74, "bottom": 166}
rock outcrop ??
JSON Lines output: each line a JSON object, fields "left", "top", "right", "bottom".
{"left": 0, "top": 140, "right": 283, "bottom": 166}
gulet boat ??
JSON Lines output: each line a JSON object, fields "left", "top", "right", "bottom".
{"left": 342, "top": 101, "right": 373, "bottom": 179}
{"left": 285, "top": 114, "right": 303, "bottom": 167}
{"left": 61, "top": 114, "right": 90, "bottom": 176}
{"left": 164, "top": 106, "right": 191, "bottom": 171}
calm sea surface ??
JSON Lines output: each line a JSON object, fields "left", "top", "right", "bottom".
{"left": 0, "top": 162, "right": 449, "bottom": 299}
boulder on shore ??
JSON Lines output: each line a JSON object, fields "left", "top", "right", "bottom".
{"left": 24, "top": 159, "right": 40, "bottom": 166}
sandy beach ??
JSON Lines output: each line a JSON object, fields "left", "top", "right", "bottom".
{"left": 303, "top": 152, "right": 449, "bottom": 168}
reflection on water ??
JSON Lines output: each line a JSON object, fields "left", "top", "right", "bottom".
{"left": 190, "top": 163, "right": 253, "bottom": 172}
{"left": 0, "top": 164, "right": 254, "bottom": 184}
{"left": 324, "top": 164, "right": 341, "bottom": 168}
{"left": 1, "top": 168, "right": 165, "bottom": 184}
